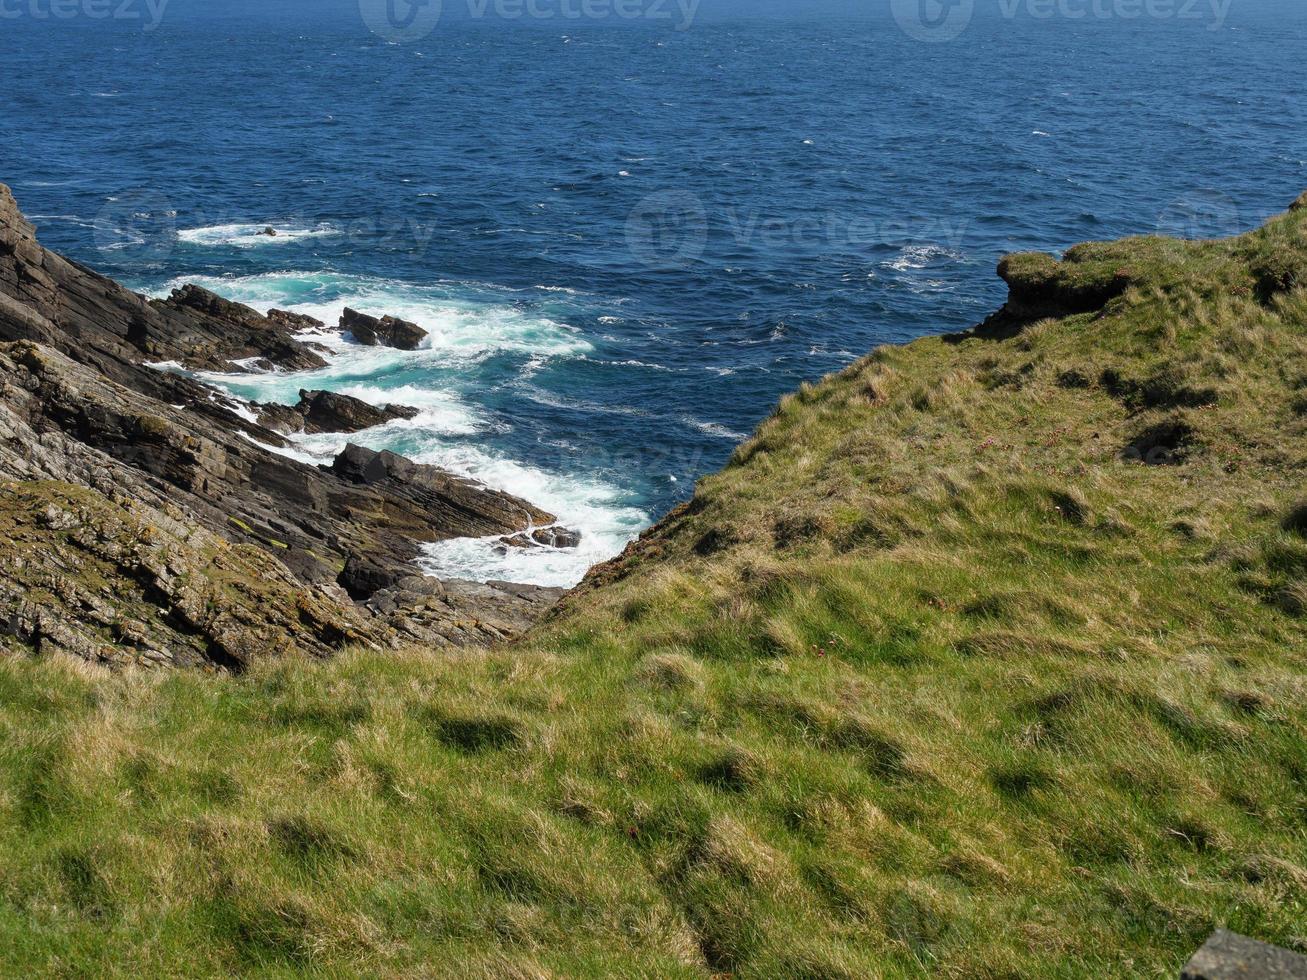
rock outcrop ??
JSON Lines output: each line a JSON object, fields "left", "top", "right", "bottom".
{"left": 258, "top": 389, "right": 420, "bottom": 435}
{"left": 0, "top": 183, "right": 566, "bottom": 669}
{"left": 499, "top": 527, "right": 583, "bottom": 552}
{"left": 341, "top": 306, "right": 428, "bottom": 350}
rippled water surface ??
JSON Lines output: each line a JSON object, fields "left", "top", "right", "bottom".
{"left": 3, "top": 1, "right": 1304, "bottom": 583}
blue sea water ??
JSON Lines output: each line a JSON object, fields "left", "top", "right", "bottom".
{"left": 2, "top": 0, "right": 1305, "bottom": 585}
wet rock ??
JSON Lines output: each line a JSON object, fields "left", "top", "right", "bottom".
{"left": 267, "top": 308, "right": 325, "bottom": 332}
{"left": 154, "top": 285, "right": 331, "bottom": 373}
{"left": 500, "top": 527, "right": 582, "bottom": 551}
{"left": 256, "top": 403, "right": 307, "bottom": 435}
{"left": 258, "top": 391, "right": 419, "bottom": 436}
{"left": 296, "top": 389, "right": 419, "bottom": 434}
{"left": 533, "top": 526, "right": 582, "bottom": 548}
{"left": 340, "top": 307, "right": 428, "bottom": 350}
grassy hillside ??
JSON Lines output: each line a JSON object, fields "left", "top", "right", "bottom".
{"left": 2, "top": 197, "right": 1306, "bottom": 977}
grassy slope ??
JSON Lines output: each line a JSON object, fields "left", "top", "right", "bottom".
{"left": 2, "top": 201, "right": 1306, "bottom": 978}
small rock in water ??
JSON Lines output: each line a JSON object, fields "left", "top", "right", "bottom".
{"left": 533, "top": 527, "right": 582, "bottom": 549}
{"left": 498, "top": 527, "right": 582, "bottom": 550}
{"left": 260, "top": 226, "right": 277, "bottom": 237}
{"left": 340, "top": 307, "right": 428, "bottom": 351}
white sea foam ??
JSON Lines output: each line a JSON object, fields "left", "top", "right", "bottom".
{"left": 192, "top": 355, "right": 487, "bottom": 441}
{"left": 414, "top": 443, "right": 648, "bottom": 588}
{"left": 238, "top": 431, "right": 322, "bottom": 466}
{"left": 683, "top": 416, "right": 747, "bottom": 440}
{"left": 883, "top": 244, "right": 964, "bottom": 272}
{"left": 178, "top": 223, "right": 341, "bottom": 249}
{"left": 153, "top": 271, "right": 592, "bottom": 364}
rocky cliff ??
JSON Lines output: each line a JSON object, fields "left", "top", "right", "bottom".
{"left": 0, "top": 183, "right": 567, "bottom": 669}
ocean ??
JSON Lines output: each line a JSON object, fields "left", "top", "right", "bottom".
{"left": 2, "top": 0, "right": 1304, "bottom": 586}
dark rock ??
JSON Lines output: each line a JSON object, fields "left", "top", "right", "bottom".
{"left": 1182, "top": 930, "right": 1307, "bottom": 980}
{"left": 267, "top": 308, "right": 324, "bottom": 332}
{"left": 339, "top": 553, "right": 404, "bottom": 601}
{"left": 340, "top": 307, "right": 428, "bottom": 351}
{"left": 256, "top": 403, "right": 307, "bottom": 435}
{"left": 533, "top": 526, "right": 582, "bottom": 548}
{"left": 331, "top": 442, "right": 395, "bottom": 485}
{"left": 154, "top": 285, "right": 330, "bottom": 373}
{"left": 330, "top": 443, "right": 554, "bottom": 540}
{"left": 261, "top": 226, "right": 277, "bottom": 237}
{"left": 499, "top": 526, "right": 582, "bottom": 551}
{"left": 296, "top": 389, "right": 419, "bottom": 434}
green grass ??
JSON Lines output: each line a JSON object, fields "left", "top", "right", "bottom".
{"left": 2, "top": 198, "right": 1307, "bottom": 976}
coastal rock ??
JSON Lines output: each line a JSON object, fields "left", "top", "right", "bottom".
{"left": 0, "top": 481, "right": 383, "bottom": 670}
{"left": 156, "top": 285, "right": 329, "bottom": 373}
{"left": 499, "top": 527, "right": 584, "bottom": 551}
{"left": 267, "top": 307, "right": 325, "bottom": 332}
{"left": 255, "top": 403, "right": 309, "bottom": 434}
{"left": 533, "top": 526, "right": 582, "bottom": 548}
{"left": 256, "top": 390, "right": 420, "bottom": 435}
{"left": 340, "top": 306, "right": 428, "bottom": 350}
{"left": 0, "top": 183, "right": 36, "bottom": 244}
{"left": 340, "top": 553, "right": 405, "bottom": 600}
{"left": 297, "top": 389, "right": 419, "bottom": 434}
{"left": 0, "top": 183, "right": 570, "bottom": 667}
{"left": 0, "top": 339, "right": 561, "bottom": 648}
{"left": 330, "top": 443, "right": 553, "bottom": 538}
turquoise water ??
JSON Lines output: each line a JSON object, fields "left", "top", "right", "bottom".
{"left": 3, "top": 1, "right": 1304, "bottom": 584}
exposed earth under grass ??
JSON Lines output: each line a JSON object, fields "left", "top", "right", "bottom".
{"left": 2, "top": 197, "right": 1306, "bottom": 977}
